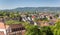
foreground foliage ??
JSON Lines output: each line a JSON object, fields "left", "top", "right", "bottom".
{"left": 5, "top": 19, "right": 60, "bottom": 35}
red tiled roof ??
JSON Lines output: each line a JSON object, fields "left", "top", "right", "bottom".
{"left": 9, "top": 24, "right": 24, "bottom": 29}
{"left": 0, "top": 22, "right": 5, "bottom": 29}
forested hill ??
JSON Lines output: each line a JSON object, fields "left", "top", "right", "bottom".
{"left": 1, "top": 7, "right": 60, "bottom": 12}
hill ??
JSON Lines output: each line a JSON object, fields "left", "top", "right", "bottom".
{"left": 1, "top": 7, "right": 60, "bottom": 13}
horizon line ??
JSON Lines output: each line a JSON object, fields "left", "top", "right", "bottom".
{"left": 1, "top": 6, "right": 60, "bottom": 10}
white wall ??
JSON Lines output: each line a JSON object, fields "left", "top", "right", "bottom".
{"left": 0, "top": 29, "right": 7, "bottom": 35}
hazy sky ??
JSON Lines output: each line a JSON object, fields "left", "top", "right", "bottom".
{"left": 0, "top": 0, "right": 60, "bottom": 9}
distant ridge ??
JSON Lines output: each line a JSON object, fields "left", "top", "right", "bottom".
{"left": 1, "top": 7, "right": 60, "bottom": 12}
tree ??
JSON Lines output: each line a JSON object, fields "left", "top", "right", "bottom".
{"left": 54, "top": 14, "right": 59, "bottom": 18}
{"left": 41, "top": 26, "right": 53, "bottom": 35}
{"left": 5, "top": 20, "right": 21, "bottom": 25}
{"left": 51, "top": 21, "right": 60, "bottom": 35}
{"left": 25, "top": 25, "right": 42, "bottom": 35}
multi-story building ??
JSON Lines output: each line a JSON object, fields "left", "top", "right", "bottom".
{"left": 0, "top": 22, "right": 25, "bottom": 35}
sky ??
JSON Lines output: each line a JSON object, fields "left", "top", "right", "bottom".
{"left": 0, "top": 0, "right": 60, "bottom": 9}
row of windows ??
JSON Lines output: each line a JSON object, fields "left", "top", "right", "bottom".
{"left": 12, "top": 27, "right": 25, "bottom": 32}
